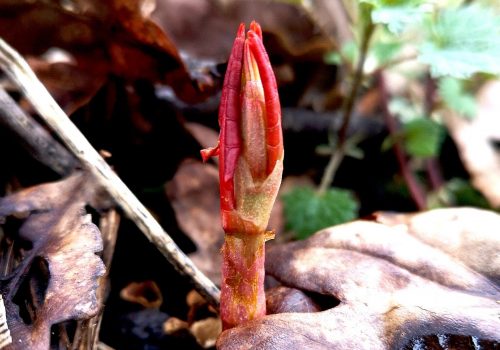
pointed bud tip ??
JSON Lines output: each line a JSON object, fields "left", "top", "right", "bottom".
{"left": 250, "top": 21, "right": 263, "bottom": 39}
{"left": 237, "top": 23, "right": 246, "bottom": 37}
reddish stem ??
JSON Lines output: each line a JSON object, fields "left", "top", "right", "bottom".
{"left": 220, "top": 233, "right": 266, "bottom": 330}
{"left": 423, "top": 73, "right": 444, "bottom": 190}
{"left": 378, "top": 73, "right": 427, "bottom": 210}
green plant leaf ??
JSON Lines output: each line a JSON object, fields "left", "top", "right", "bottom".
{"left": 418, "top": 5, "right": 500, "bottom": 78}
{"left": 371, "top": 41, "right": 402, "bottom": 64}
{"left": 283, "top": 186, "right": 359, "bottom": 239}
{"left": 403, "top": 118, "right": 444, "bottom": 158}
{"left": 438, "top": 77, "right": 477, "bottom": 118}
{"left": 427, "top": 178, "right": 491, "bottom": 209}
{"left": 361, "top": 0, "right": 428, "bottom": 33}
{"left": 324, "top": 41, "right": 359, "bottom": 66}
{"left": 372, "top": 5, "right": 427, "bottom": 33}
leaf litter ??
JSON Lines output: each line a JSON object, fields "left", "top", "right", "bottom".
{"left": 218, "top": 208, "right": 500, "bottom": 349}
{"left": 0, "top": 173, "right": 105, "bottom": 350}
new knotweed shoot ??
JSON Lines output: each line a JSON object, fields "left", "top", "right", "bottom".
{"left": 202, "top": 21, "right": 283, "bottom": 330}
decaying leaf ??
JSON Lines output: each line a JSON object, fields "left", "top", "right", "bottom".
{"left": 120, "top": 280, "right": 163, "bottom": 309}
{"left": 166, "top": 160, "right": 224, "bottom": 285}
{"left": 0, "top": 0, "right": 208, "bottom": 109}
{"left": 0, "top": 173, "right": 105, "bottom": 350}
{"left": 218, "top": 208, "right": 500, "bottom": 349}
{"left": 154, "top": 0, "right": 333, "bottom": 62}
{"left": 443, "top": 81, "right": 500, "bottom": 208}
{"left": 0, "top": 295, "right": 12, "bottom": 349}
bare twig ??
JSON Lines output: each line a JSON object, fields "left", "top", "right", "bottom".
{"left": 318, "top": 19, "right": 375, "bottom": 194}
{"left": 378, "top": 72, "right": 427, "bottom": 210}
{"left": 0, "top": 38, "right": 221, "bottom": 308}
{"left": 0, "top": 87, "right": 77, "bottom": 175}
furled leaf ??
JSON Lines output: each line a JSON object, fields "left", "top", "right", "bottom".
{"left": 0, "top": 174, "right": 105, "bottom": 350}
{"left": 403, "top": 118, "right": 444, "bottom": 158}
{"left": 418, "top": 5, "right": 500, "bottom": 78}
{"left": 283, "top": 186, "right": 358, "bottom": 239}
{"left": 218, "top": 208, "right": 500, "bottom": 349}
{"left": 438, "top": 77, "right": 477, "bottom": 119}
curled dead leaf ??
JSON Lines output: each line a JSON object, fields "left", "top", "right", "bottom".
{"left": 266, "top": 286, "right": 321, "bottom": 314}
{"left": 0, "top": 0, "right": 208, "bottom": 108}
{"left": 190, "top": 317, "right": 221, "bottom": 349}
{"left": 218, "top": 208, "right": 500, "bottom": 349}
{"left": 120, "top": 280, "right": 163, "bottom": 309}
{"left": 0, "top": 174, "right": 105, "bottom": 350}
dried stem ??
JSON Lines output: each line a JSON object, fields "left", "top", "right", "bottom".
{"left": 378, "top": 72, "right": 427, "bottom": 210}
{"left": 0, "top": 87, "right": 77, "bottom": 175}
{"left": 318, "top": 20, "right": 375, "bottom": 194}
{"left": 0, "top": 38, "right": 221, "bottom": 308}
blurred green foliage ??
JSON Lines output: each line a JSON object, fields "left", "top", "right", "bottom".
{"left": 285, "top": 0, "right": 499, "bottom": 240}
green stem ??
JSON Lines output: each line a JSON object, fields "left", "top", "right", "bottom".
{"left": 318, "top": 19, "right": 375, "bottom": 194}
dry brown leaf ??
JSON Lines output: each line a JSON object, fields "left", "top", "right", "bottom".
{"left": 444, "top": 81, "right": 500, "bottom": 208}
{"left": 190, "top": 317, "right": 222, "bottom": 349}
{"left": 120, "top": 280, "right": 163, "bottom": 309}
{"left": 218, "top": 208, "right": 500, "bottom": 349}
{"left": 166, "top": 160, "right": 224, "bottom": 285}
{"left": 0, "top": 0, "right": 207, "bottom": 107}
{"left": 0, "top": 174, "right": 105, "bottom": 350}
{"left": 25, "top": 57, "right": 107, "bottom": 115}
{"left": 266, "top": 286, "right": 321, "bottom": 314}
{"left": 154, "top": 0, "right": 332, "bottom": 61}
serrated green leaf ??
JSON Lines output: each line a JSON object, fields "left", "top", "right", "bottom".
{"left": 418, "top": 5, "right": 500, "bottom": 78}
{"left": 427, "top": 178, "right": 491, "bottom": 209}
{"left": 324, "top": 41, "right": 359, "bottom": 66}
{"left": 342, "top": 41, "right": 359, "bottom": 65}
{"left": 381, "top": 134, "right": 397, "bottom": 152}
{"left": 324, "top": 51, "right": 342, "bottom": 65}
{"left": 361, "top": 0, "right": 428, "bottom": 33}
{"left": 372, "top": 5, "right": 428, "bottom": 33}
{"left": 447, "top": 179, "right": 490, "bottom": 208}
{"left": 361, "top": 0, "right": 423, "bottom": 7}
{"left": 371, "top": 41, "right": 402, "bottom": 64}
{"left": 403, "top": 118, "right": 444, "bottom": 157}
{"left": 438, "top": 77, "right": 477, "bottom": 118}
{"left": 283, "top": 187, "right": 359, "bottom": 239}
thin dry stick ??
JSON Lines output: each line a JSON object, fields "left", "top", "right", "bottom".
{"left": 0, "top": 87, "right": 77, "bottom": 175}
{"left": 0, "top": 38, "right": 221, "bottom": 308}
